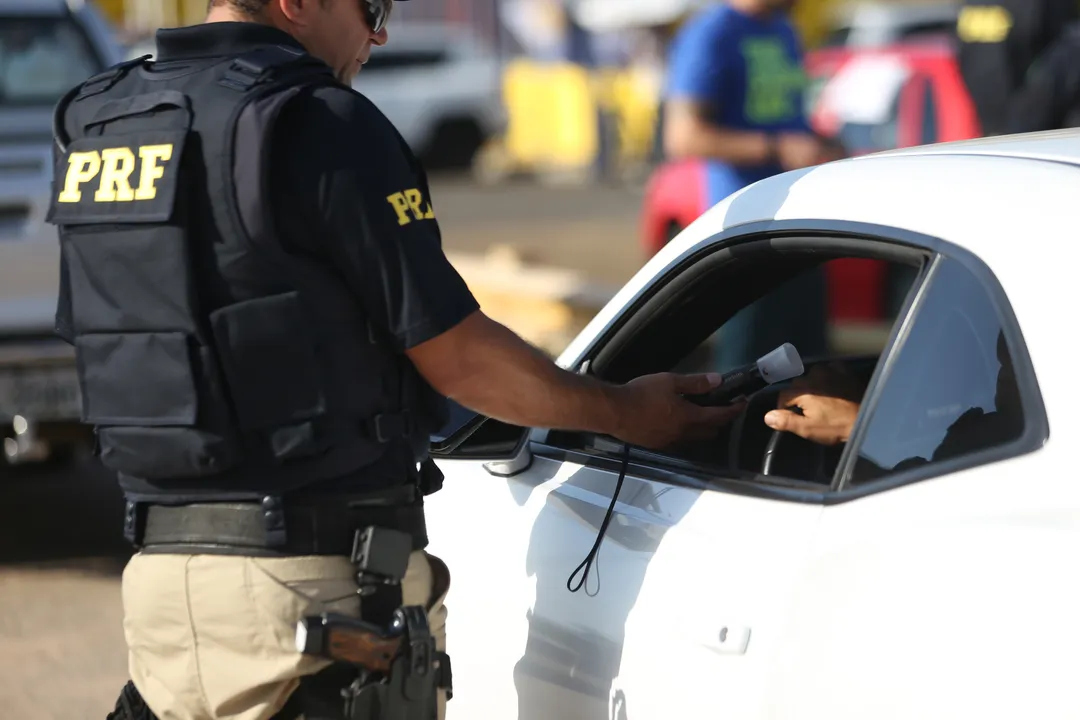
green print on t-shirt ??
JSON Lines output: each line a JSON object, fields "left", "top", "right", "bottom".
{"left": 741, "top": 37, "right": 806, "bottom": 124}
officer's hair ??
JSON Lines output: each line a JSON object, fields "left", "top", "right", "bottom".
{"left": 208, "top": 0, "right": 272, "bottom": 17}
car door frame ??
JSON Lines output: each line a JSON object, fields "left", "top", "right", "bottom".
{"left": 434, "top": 216, "right": 1047, "bottom": 498}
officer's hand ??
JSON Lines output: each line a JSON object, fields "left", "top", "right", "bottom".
{"left": 777, "top": 133, "right": 825, "bottom": 171}
{"left": 764, "top": 363, "right": 864, "bottom": 446}
{"left": 612, "top": 373, "right": 746, "bottom": 451}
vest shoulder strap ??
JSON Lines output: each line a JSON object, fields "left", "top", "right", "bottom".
{"left": 218, "top": 44, "right": 335, "bottom": 93}
{"left": 53, "top": 54, "right": 153, "bottom": 152}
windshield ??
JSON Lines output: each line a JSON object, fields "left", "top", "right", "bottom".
{"left": 0, "top": 16, "right": 103, "bottom": 107}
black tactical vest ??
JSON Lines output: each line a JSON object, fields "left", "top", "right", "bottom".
{"left": 46, "top": 45, "right": 446, "bottom": 502}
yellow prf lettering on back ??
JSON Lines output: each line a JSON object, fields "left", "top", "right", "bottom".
{"left": 58, "top": 151, "right": 102, "bottom": 203}
{"left": 94, "top": 147, "right": 137, "bottom": 202}
{"left": 134, "top": 144, "right": 173, "bottom": 200}
{"left": 57, "top": 143, "right": 176, "bottom": 204}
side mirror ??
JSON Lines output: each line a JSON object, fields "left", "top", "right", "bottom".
{"left": 429, "top": 400, "right": 488, "bottom": 455}
{"left": 428, "top": 399, "right": 530, "bottom": 467}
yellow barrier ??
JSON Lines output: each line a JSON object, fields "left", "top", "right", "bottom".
{"left": 497, "top": 59, "right": 661, "bottom": 179}
{"left": 502, "top": 60, "right": 599, "bottom": 173}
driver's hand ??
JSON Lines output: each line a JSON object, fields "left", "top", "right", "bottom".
{"left": 763, "top": 363, "right": 863, "bottom": 446}
{"left": 613, "top": 373, "right": 746, "bottom": 451}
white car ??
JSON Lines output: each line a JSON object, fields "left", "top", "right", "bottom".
{"left": 425, "top": 129, "right": 1078, "bottom": 719}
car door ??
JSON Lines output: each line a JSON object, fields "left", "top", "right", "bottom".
{"left": 760, "top": 250, "right": 1069, "bottom": 720}
{"left": 423, "top": 233, "right": 930, "bottom": 720}
{"left": 429, "top": 444, "right": 825, "bottom": 720}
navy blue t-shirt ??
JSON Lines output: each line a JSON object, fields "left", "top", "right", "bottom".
{"left": 664, "top": 4, "right": 812, "bottom": 201}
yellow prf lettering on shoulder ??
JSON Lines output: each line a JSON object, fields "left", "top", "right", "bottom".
{"left": 57, "top": 143, "right": 174, "bottom": 204}
{"left": 386, "top": 188, "right": 436, "bottom": 227}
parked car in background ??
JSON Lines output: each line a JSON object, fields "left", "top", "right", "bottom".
{"left": 806, "top": 38, "right": 981, "bottom": 153}
{"left": 822, "top": 0, "right": 959, "bottom": 49}
{"left": 427, "top": 128, "right": 1076, "bottom": 720}
{"left": 0, "top": 0, "right": 123, "bottom": 467}
{"left": 354, "top": 22, "right": 507, "bottom": 171}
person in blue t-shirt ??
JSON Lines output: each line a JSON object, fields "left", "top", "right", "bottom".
{"left": 662, "top": 0, "right": 840, "bottom": 372}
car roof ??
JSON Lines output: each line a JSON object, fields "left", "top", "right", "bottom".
{"left": 811, "top": 38, "right": 956, "bottom": 62}
{"left": 830, "top": 1, "right": 959, "bottom": 27}
{"left": 657, "top": 129, "right": 1080, "bottom": 272}
{"left": 866, "top": 128, "right": 1080, "bottom": 165}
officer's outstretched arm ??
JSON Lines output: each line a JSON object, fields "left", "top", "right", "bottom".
{"left": 406, "top": 310, "right": 743, "bottom": 451}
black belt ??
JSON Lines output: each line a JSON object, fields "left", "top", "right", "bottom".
{"left": 137, "top": 492, "right": 427, "bottom": 556}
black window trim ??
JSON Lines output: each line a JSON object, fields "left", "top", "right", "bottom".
{"left": 829, "top": 248, "right": 1049, "bottom": 502}
{"left": 529, "top": 218, "right": 1048, "bottom": 506}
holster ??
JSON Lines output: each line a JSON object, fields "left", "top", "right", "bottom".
{"left": 106, "top": 681, "right": 156, "bottom": 720}
{"left": 341, "top": 607, "right": 446, "bottom": 720}
{"left": 293, "top": 526, "right": 452, "bottom": 720}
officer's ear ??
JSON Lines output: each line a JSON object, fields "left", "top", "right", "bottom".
{"left": 274, "top": 0, "right": 320, "bottom": 26}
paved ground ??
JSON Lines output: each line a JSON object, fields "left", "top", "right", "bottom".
{"left": 430, "top": 176, "right": 647, "bottom": 287}
{"left": 0, "top": 178, "right": 646, "bottom": 718}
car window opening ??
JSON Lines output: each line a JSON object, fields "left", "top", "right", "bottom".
{"left": 549, "top": 247, "right": 927, "bottom": 489}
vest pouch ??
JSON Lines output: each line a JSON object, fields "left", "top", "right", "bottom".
{"left": 95, "top": 426, "right": 241, "bottom": 480}
{"left": 208, "top": 291, "right": 330, "bottom": 462}
{"left": 75, "top": 331, "right": 240, "bottom": 479}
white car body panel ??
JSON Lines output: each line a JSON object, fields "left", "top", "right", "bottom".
{"left": 765, "top": 449, "right": 1080, "bottom": 719}
{"left": 427, "top": 129, "right": 1080, "bottom": 719}
{"left": 426, "top": 456, "right": 824, "bottom": 718}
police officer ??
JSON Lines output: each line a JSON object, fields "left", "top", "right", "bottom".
{"left": 1004, "top": 19, "right": 1080, "bottom": 133}
{"left": 955, "top": 0, "right": 1078, "bottom": 136}
{"left": 46, "top": 1, "right": 742, "bottom": 719}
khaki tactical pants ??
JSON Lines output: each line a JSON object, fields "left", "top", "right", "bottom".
{"left": 121, "top": 549, "right": 450, "bottom": 720}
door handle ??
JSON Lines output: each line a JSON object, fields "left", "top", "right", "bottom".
{"left": 702, "top": 625, "right": 751, "bottom": 655}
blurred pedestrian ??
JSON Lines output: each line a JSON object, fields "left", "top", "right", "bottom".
{"left": 1004, "top": 19, "right": 1080, "bottom": 133}
{"left": 956, "top": 0, "right": 1079, "bottom": 136}
{"left": 661, "top": 0, "right": 840, "bottom": 371}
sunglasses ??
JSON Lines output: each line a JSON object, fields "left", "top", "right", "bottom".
{"left": 363, "top": 0, "right": 393, "bottom": 34}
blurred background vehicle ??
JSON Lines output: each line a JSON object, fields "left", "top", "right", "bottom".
{"left": 821, "top": 0, "right": 959, "bottom": 48}
{"left": 0, "top": 0, "right": 124, "bottom": 468}
{"left": 806, "top": 37, "right": 979, "bottom": 153}
{"left": 355, "top": 22, "right": 507, "bottom": 172}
